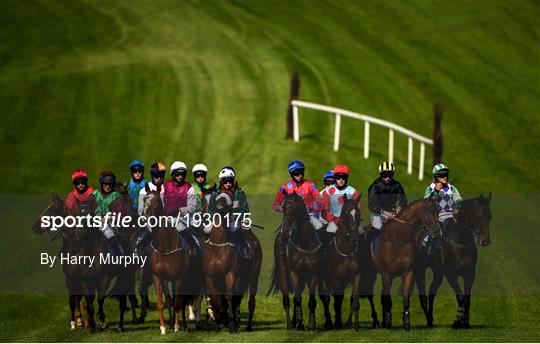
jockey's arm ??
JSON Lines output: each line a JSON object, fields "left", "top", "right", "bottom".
{"left": 272, "top": 188, "right": 285, "bottom": 212}
{"left": 137, "top": 190, "right": 146, "bottom": 216}
{"left": 367, "top": 184, "right": 383, "bottom": 214}
{"left": 179, "top": 187, "right": 196, "bottom": 215}
{"left": 397, "top": 184, "right": 408, "bottom": 209}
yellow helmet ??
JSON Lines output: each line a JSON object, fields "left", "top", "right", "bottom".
{"left": 378, "top": 161, "right": 395, "bottom": 173}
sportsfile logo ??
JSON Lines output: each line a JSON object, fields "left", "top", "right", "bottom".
{"left": 40, "top": 212, "right": 252, "bottom": 230}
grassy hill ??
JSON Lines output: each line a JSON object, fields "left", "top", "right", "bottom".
{"left": 0, "top": 0, "right": 539, "bottom": 342}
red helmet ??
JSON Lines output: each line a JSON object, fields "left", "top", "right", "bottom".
{"left": 333, "top": 165, "right": 349, "bottom": 176}
{"left": 71, "top": 169, "right": 88, "bottom": 181}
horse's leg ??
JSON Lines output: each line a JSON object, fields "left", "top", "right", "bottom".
{"left": 152, "top": 275, "right": 167, "bottom": 335}
{"left": 446, "top": 272, "right": 465, "bottom": 329}
{"left": 225, "top": 271, "right": 238, "bottom": 333}
{"left": 97, "top": 294, "right": 108, "bottom": 331}
{"left": 84, "top": 294, "right": 96, "bottom": 331}
{"left": 118, "top": 294, "right": 127, "bottom": 332}
{"left": 75, "top": 295, "right": 83, "bottom": 328}
{"left": 128, "top": 294, "right": 139, "bottom": 325}
{"left": 380, "top": 273, "right": 393, "bottom": 329}
{"left": 318, "top": 278, "right": 333, "bottom": 331}
{"left": 428, "top": 268, "right": 444, "bottom": 327}
{"left": 290, "top": 271, "right": 305, "bottom": 331}
{"left": 307, "top": 276, "right": 318, "bottom": 331}
{"left": 401, "top": 269, "right": 415, "bottom": 331}
{"left": 162, "top": 282, "right": 174, "bottom": 329}
{"left": 346, "top": 294, "right": 353, "bottom": 328}
{"left": 282, "top": 293, "right": 292, "bottom": 330}
{"left": 69, "top": 295, "right": 77, "bottom": 330}
{"left": 415, "top": 262, "right": 430, "bottom": 327}
{"left": 462, "top": 270, "right": 476, "bottom": 329}
{"left": 364, "top": 267, "right": 379, "bottom": 329}
{"left": 246, "top": 269, "right": 260, "bottom": 332}
{"left": 181, "top": 295, "right": 189, "bottom": 332}
{"left": 352, "top": 273, "right": 362, "bottom": 331}
{"left": 333, "top": 287, "right": 344, "bottom": 329}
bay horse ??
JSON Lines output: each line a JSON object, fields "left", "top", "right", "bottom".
{"left": 202, "top": 194, "right": 263, "bottom": 333}
{"left": 371, "top": 197, "right": 440, "bottom": 330}
{"left": 143, "top": 189, "right": 202, "bottom": 335}
{"left": 32, "top": 194, "right": 136, "bottom": 331}
{"left": 415, "top": 193, "right": 493, "bottom": 329}
{"left": 267, "top": 191, "right": 332, "bottom": 331}
{"left": 33, "top": 194, "right": 84, "bottom": 330}
{"left": 327, "top": 194, "right": 379, "bottom": 331}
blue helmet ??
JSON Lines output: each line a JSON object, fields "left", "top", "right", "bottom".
{"left": 129, "top": 160, "right": 144, "bottom": 168}
{"left": 288, "top": 160, "right": 305, "bottom": 174}
{"left": 323, "top": 170, "right": 334, "bottom": 180}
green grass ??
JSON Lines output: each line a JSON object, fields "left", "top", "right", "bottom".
{"left": 0, "top": 0, "right": 539, "bottom": 342}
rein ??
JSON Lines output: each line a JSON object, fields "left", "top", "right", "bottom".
{"left": 204, "top": 238, "right": 235, "bottom": 248}
{"left": 150, "top": 230, "right": 184, "bottom": 255}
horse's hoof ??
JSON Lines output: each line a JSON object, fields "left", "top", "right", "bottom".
{"left": 70, "top": 321, "right": 76, "bottom": 330}
{"left": 228, "top": 325, "right": 237, "bottom": 334}
{"left": 354, "top": 324, "right": 360, "bottom": 332}
{"left": 188, "top": 306, "right": 196, "bottom": 321}
{"left": 116, "top": 327, "right": 124, "bottom": 333}
{"left": 160, "top": 325, "right": 167, "bottom": 335}
{"left": 174, "top": 324, "right": 180, "bottom": 333}
{"left": 76, "top": 317, "right": 83, "bottom": 328}
{"left": 296, "top": 323, "right": 305, "bottom": 331}
{"left": 245, "top": 325, "right": 253, "bottom": 332}
{"left": 324, "top": 321, "right": 334, "bottom": 331}
{"left": 195, "top": 321, "right": 204, "bottom": 331}
{"left": 334, "top": 320, "right": 342, "bottom": 329}
{"left": 453, "top": 320, "right": 463, "bottom": 329}
{"left": 291, "top": 319, "right": 297, "bottom": 328}
{"left": 132, "top": 318, "right": 140, "bottom": 325}
{"left": 138, "top": 317, "right": 145, "bottom": 324}
{"left": 372, "top": 319, "right": 379, "bottom": 329}
{"left": 404, "top": 323, "right": 410, "bottom": 331}
{"left": 463, "top": 320, "right": 470, "bottom": 329}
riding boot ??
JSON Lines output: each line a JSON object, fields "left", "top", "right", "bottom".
{"left": 106, "top": 237, "right": 123, "bottom": 257}
{"left": 231, "top": 230, "right": 251, "bottom": 259}
{"left": 181, "top": 229, "right": 199, "bottom": 257}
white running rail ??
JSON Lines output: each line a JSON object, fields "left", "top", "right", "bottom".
{"left": 291, "top": 100, "right": 433, "bottom": 180}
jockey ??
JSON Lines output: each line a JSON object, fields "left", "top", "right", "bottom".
{"left": 272, "top": 160, "right": 323, "bottom": 230}
{"left": 135, "top": 162, "right": 166, "bottom": 256}
{"left": 125, "top": 160, "right": 148, "bottom": 213}
{"left": 191, "top": 163, "right": 216, "bottom": 213}
{"left": 423, "top": 163, "right": 463, "bottom": 253}
{"left": 66, "top": 169, "right": 96, "bottom": 214}
{"left": 320, "top": 165, "right": 361, "bottom": 235}
{"left": 206, "top": 166, "right": 252, "bottom": 259}
{"left": 137, "top": 162, "right": 166, "bottom": 216}
{"left": 367, "top": 161, "right": 408, "bottom": 231}
{"left": 93, "top": 171, "right": 127, "bottom": 255}
{"left": 163, "top": 161, "right": 199, "bottom": 256}
{"left": 321, "top": 170, "right": 335, "bottom": 192}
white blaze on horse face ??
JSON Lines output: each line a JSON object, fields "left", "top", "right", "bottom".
{"left": 350, "top": 209, "right": 356, "bottom": 218}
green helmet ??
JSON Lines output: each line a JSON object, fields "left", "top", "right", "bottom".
{"left": 432, "top": 163, "right": 449, "bottom": 175}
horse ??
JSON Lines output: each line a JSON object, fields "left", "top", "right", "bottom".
{"left": 415, "top": 193, "right": 493, "bottom": 329}
{"left": 143, "top": 189, "right": 202, "bottom": 335}
{"left": 267, "top": 191, "right": 333, "bottom": 331}
{"left": 32, "top": 194, "right": 84, "bottom": 330}
{"left": 202, "top": 193, "right": 262, "bottom": 333}
{"left": 369, "top": 197, "right": 441, "bottom": 330}
{"left": 326, "top": 194, "right": 379, "bottom": 331}
{"left": 32, "top": 194, "right": 136, "bottom": 331}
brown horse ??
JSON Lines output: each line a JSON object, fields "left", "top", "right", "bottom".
{"left": 202, "top": 195, "right": 262, "bottom": 333}
{"left": 33, "top": 194, "right": 84, "bottom": 330}
{"left": 268, "top": 192, "right": 332, "bottom": 331}
{"left": 416, "top": 194, "right": 493, "bottom": 329}
{"left": 143, "top": 189, "right": 201, "bottom": 335}
{"left": 370, "top": 197, "right": 440, "bottom": 330}
{"left": 326, "top": 194, "right": 379, "bottom": 331}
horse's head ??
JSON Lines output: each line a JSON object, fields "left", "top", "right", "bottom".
{"left": 282, "top": 191, "right": 308, "bottom": 228}
{"left": 463, "top": 193, "right": 493, "bottom": 246}
{"left": 33, "top": 194, "right": 66, "bottom": 235}
{"left": 339, "top": 193, "right": 361, "bottom": 239}
{"left": 215, "top": 192, "right": 234, "bottom": 217}
{"left": 413, "top": 196, "right": 442, "bottom": 240}
{"left": 143, "top": 190, "right": 163, "bottom": 217}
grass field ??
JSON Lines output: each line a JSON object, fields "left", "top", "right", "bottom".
{"left": 0, "top": 0, "right": 539, "bottom": 342}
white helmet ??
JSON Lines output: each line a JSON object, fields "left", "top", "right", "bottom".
{"left": 218, "top": 166, "right": 236, "bottom": 180}
{"left": 170, "top": 161, "right": 187, "bottom": 174}
{"left": 192, "top": 163, "right": 208, "bottom": 173}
